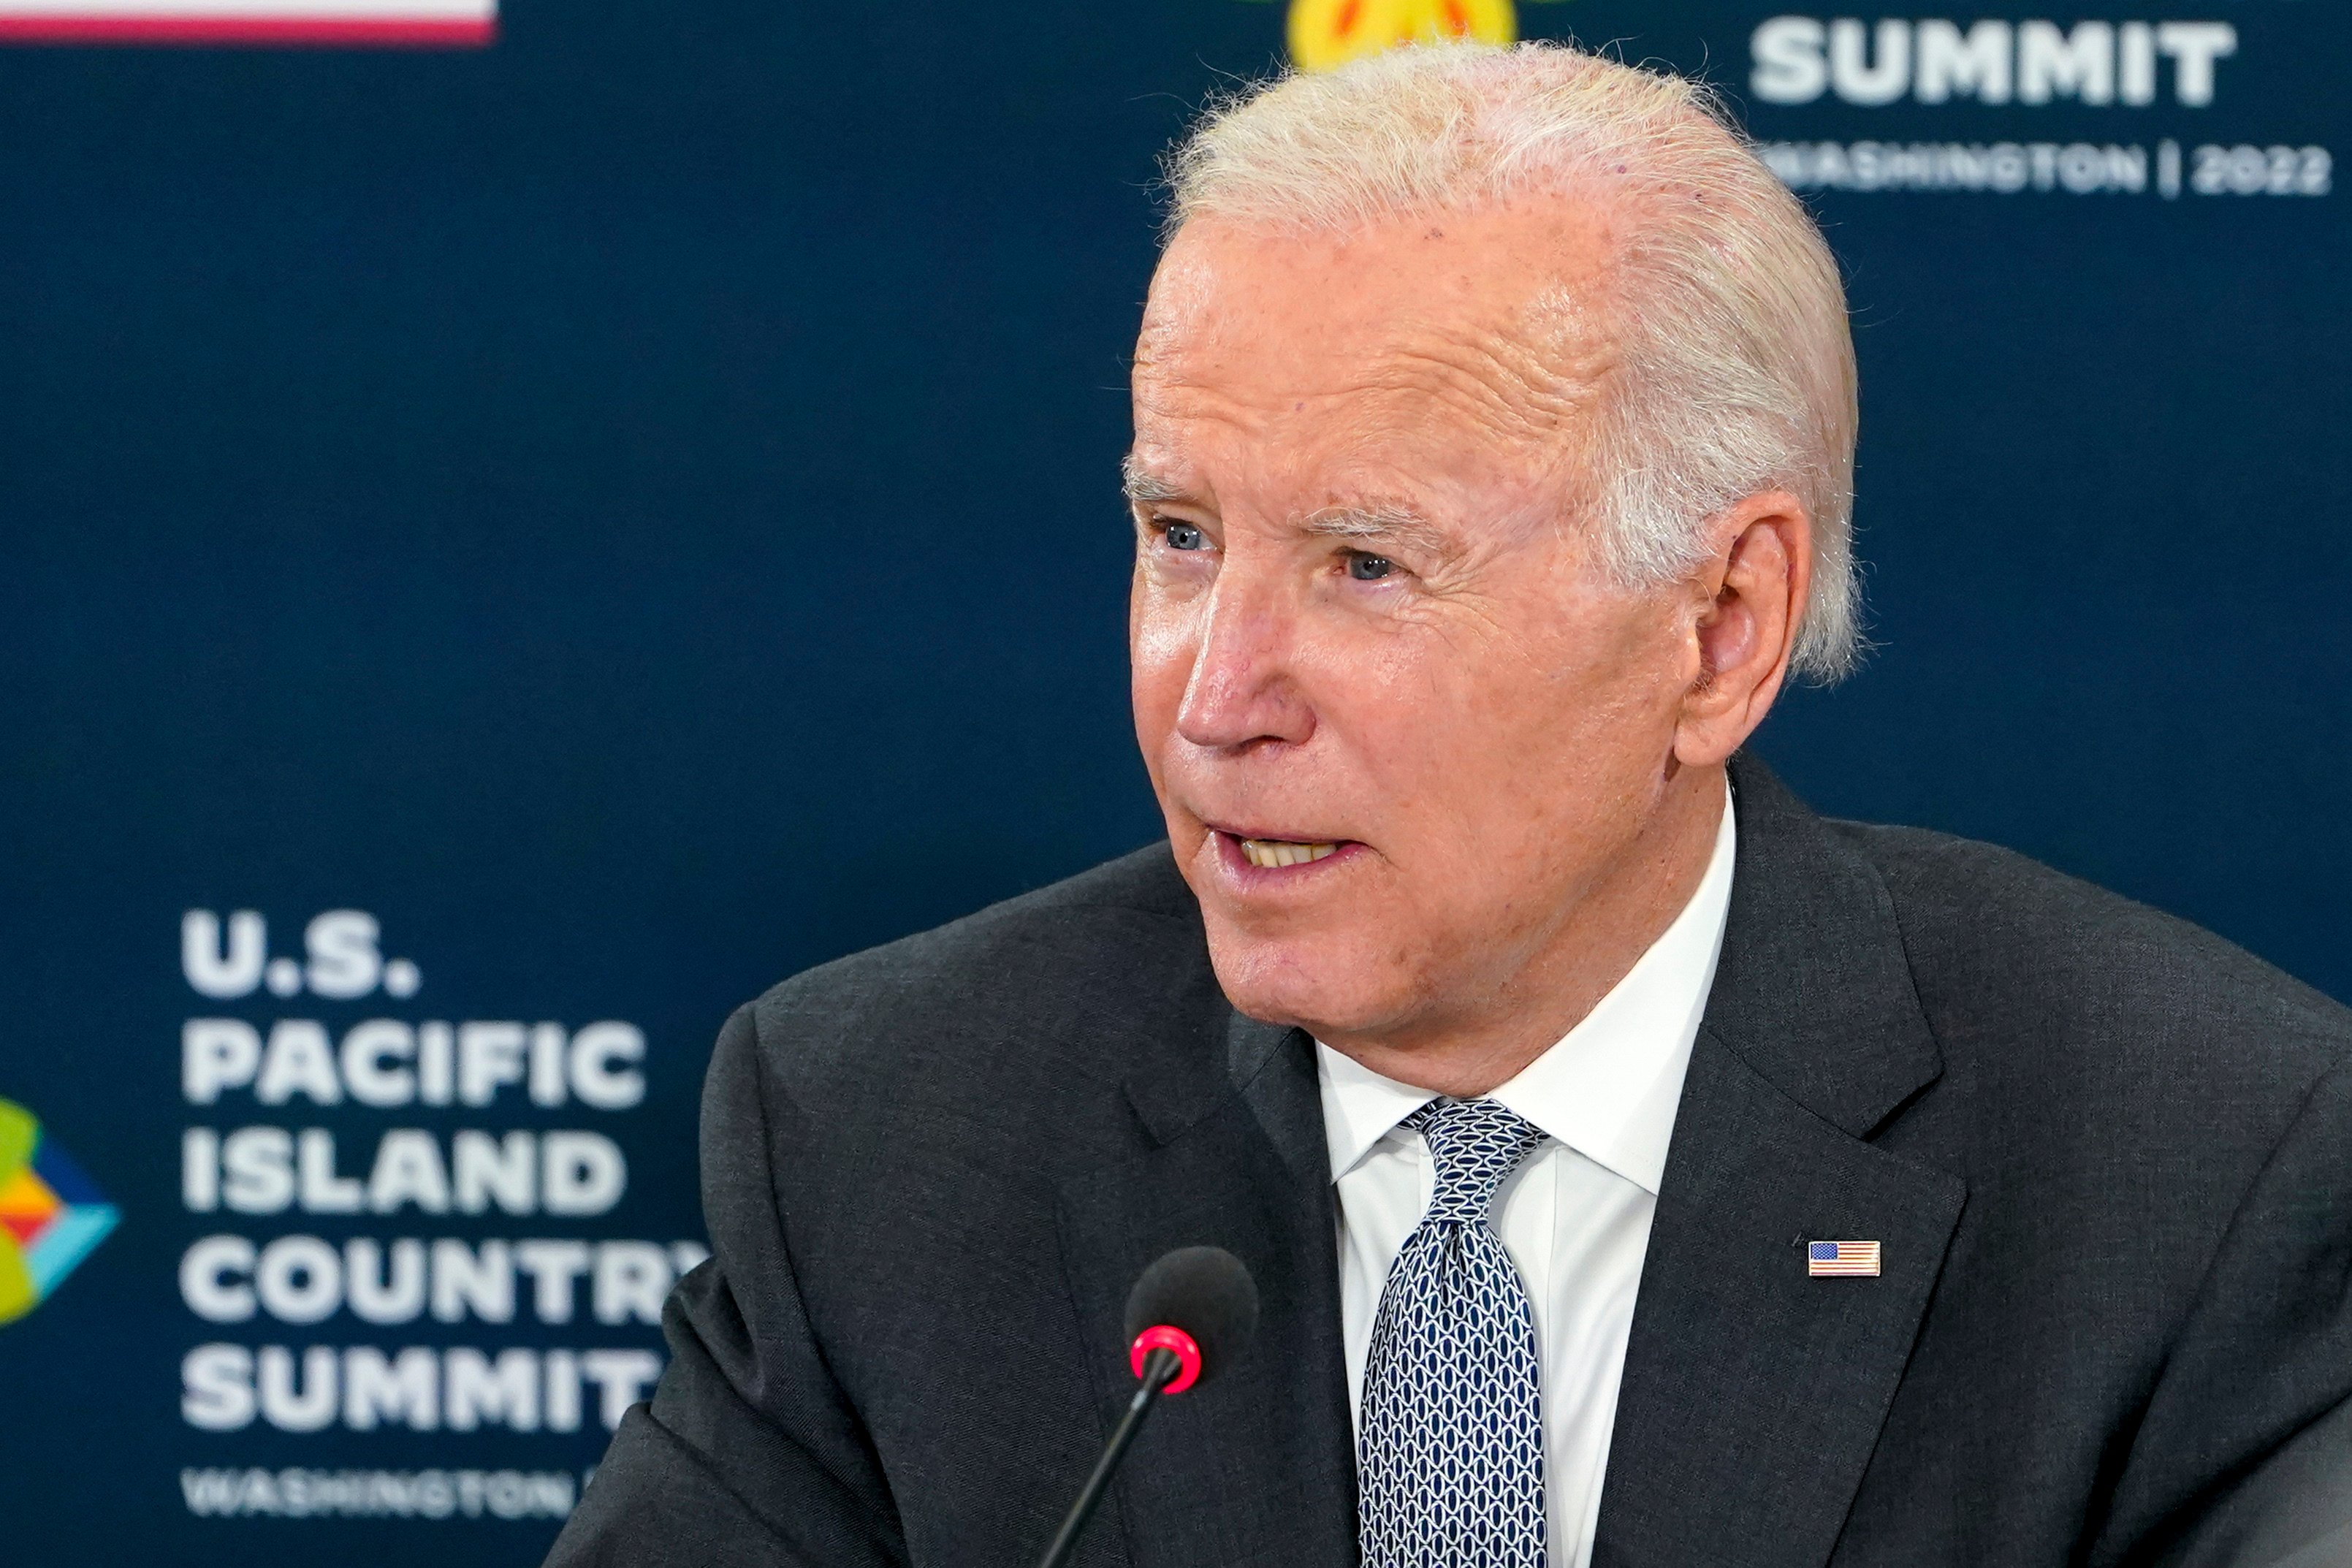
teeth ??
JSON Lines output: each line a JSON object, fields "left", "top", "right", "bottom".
{"left": 1238, "top": 838, "right": 1341, "bottom": 869}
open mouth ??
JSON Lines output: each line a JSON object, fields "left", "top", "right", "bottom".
{"left": 1236, "top": 837, "right": 1341, "bottom": 869}
{"left": 1203, "top": 822, "right": 1359, "bottom": 873}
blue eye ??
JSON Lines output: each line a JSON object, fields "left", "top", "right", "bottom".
{"left": 1347, "top": 553, "right": 1396, "bottom": 581}
{"left": 1164, "top": 522, "right": 1208, "bottom": 551}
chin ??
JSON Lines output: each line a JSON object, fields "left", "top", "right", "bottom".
{"left": 1199, "top": 925, "right": 1409, "bottom": 1040}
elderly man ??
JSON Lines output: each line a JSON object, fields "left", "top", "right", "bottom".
{"left": 549, "top": 40, "right": 2352, "bottom": 1568}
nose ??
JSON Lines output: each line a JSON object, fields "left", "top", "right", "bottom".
{"left": 1175, "top": 565, "right": 1317, "bottom": 753}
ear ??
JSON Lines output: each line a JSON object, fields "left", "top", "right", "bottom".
{"left": 1673, "top": 490, "right": 1811, "bottom": 769}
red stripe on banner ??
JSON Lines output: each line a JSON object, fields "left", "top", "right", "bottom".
{"left": 0, "top": 18, "right": 494, "bottom": 47}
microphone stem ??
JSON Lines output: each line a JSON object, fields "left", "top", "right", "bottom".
{"left": 1034, "top": 1347, "right": 1181, "bottom": 1568}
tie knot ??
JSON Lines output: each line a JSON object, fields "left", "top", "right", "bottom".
{"left": 1404, "top": 1097, "right": 1546, "bottom": 1223}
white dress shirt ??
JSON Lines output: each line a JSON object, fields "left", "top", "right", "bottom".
{"left": 1316, "top": 790, "right": 1736, "bottom": 1567}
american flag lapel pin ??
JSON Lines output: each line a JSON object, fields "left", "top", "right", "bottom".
{"left": 1808, "top": 1240, "right": 1882, "bottom": 1277}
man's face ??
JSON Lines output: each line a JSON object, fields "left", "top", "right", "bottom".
{"left": 1127, "top": 200, "right": 1704, "bottom": 1050}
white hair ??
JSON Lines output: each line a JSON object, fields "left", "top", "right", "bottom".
{"left": 1162, "top": 40, "right": 1862, "bottom": 681}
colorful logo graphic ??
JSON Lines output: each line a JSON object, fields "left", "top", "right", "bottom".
{"left": 1287, "top": 0, "right": 1518, "bottom": 74}
{"left": 0, "top": 1098, "right": 119, "bottom": 1326}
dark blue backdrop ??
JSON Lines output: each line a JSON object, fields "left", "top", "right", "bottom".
{"left": 1, "top": 2, "right": 2343, "bottom": 1564}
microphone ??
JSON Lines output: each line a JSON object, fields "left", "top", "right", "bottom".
{"left": 1034, "top": 1246, "right": 1260, "bottom": 1568}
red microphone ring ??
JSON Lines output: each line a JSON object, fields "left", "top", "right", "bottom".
{"left": 1129, "top": 1325, "right": 1203, "bottom": 1394}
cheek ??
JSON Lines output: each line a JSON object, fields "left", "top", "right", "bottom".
{"left": 1128, "top": 579, "right": 1195, "bottom": 749}
{"left": 1366, "top": 601, "right": 1679, "bottom": 842}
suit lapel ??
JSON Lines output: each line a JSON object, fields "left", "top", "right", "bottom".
{"left": 1593, "top": 1030, "right": 1965, "bottom": 1568}
{"left": 1594, "top": 761, "right": 1968, "bottom": 1568}
{"left": 1056, "top": 1011, "right": 1358, "bottom": 1568}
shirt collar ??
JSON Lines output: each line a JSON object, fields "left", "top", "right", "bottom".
{"left": 1315, "top": 785, "right": 1737, "bottom": 1196}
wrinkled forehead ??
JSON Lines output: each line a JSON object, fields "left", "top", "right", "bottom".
{"left": 1134, "top": 200, "right": 1622, "bottom": 440}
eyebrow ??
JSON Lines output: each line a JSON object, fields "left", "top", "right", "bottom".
{"left": 1121, "top": 455, "right": 1187, "bottom": 506}
{"left": 1301, "top": 504, "right": 1461, "bottom": 563}
{"left": 1122, "top": 455, "right": 1462, "bottom": 563}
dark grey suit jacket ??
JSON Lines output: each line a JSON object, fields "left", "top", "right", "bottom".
{"left": 546, "top": 761, "right": 2352, "bottom": 1567}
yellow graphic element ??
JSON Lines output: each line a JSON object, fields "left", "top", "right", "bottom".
{"left": 0, "top": 1166, "right": 57, "bottom": 1321}
{"left": 0, "top": 1242, "right": 28, "bottom": 1324}
{"left": 0, "top": 1165, "right": 58, "bottom": 1228}
{"left": 0, "top": 1106, "right": 43, "bottom": 1325}
{"left": 1287, "top": 0, "right": 1516, "bottom": 73}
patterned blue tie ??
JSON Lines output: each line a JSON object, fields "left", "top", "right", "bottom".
{"left": 1358, "top": 1097, "right": 1549, "bottom": 1568}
